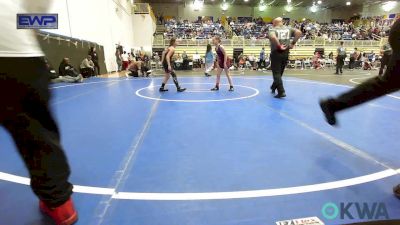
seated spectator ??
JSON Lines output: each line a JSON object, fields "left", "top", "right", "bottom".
{"left": 248, "top": 55, "right": 256, "bottom": 69}
{"left": 328, "top": 52, "right": 334, "bottom": 60}
{"left": 354, "top": 50, "right": 363, "bottom": 68}
{"left": 126, "top": 60, "right": 151, "bottom": 77}
{"left": 121, "top": 51, "right": 129, "bottom": 70}
{"left": 52, "top": 58, "right": 83, "bottom": 83}
{"left": 182, "top": 51, "right": 189, "bottom": 70}
{"left": 312, "top": 52, "right": 322, "bottom": 69}
{"left": 362, "top": 53, "right": 373, "bottom": 70}
{"left": 80, "top": 55, "right": 95, "bottom": 78}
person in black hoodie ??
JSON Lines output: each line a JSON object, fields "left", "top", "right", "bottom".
{"left": 319, "top": 18, "right": 400, "bottom": 199}
{"left": 89, "top": 46, "right": 100, "bottom": 75}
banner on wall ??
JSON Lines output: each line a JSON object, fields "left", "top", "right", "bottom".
{"left": 263, "top": 17, "right": 273, "bottom": 23}
{"left": 163, "top": 16, "right": 174, "bottom": 21}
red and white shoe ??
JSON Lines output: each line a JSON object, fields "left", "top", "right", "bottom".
{"left": 39, "top": 198, "right": 78, "bottom": 225}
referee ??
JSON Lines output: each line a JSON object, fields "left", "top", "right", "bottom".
{"left": 268, "top": 17, "right": 301, "bottom": 98}
{"left": 335, "top": 41, "right": 346, "bottom": 75}
{"left": 319, "top": 18, "right": 400, "bottom": 199}
{"left": 0, "top": 1, "right": 77, "bottom": 224}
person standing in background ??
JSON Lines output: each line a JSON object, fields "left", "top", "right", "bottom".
{"left": 335, "top": 41, "right": 346, "bottom": 75}
{"left": 204, "top": 44, "right": 214, "bottom": 77}
{"left": 259, "top": 47, "right": 266, "bottom": 70}
{"left": 89, "top": 46, "right": 100, "bottom": 76}
{"left": 268, "top": 17, "right": 301, "bottom": 98}
{"left": 115, "top": 48, "right": 122, "bottom": 72}
{"left": 0, "top": 1, "right": 77, "bottom": 224}
{"left": 182, "top": 51, "right": 189, "bottom": 70}
{"left": 349, "top": 48, "right": 357, "bottom": 70}
{"left": 379, "top": 42, "right": 392, "bottom": 76}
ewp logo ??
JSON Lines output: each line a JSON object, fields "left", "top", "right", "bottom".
{"left": 17, "top": 14, "right": 58, "bottom": 29}
{"left": 321, "top": 202, "right": 389, "bottom": 221}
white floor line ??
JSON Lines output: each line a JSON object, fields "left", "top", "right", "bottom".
{"left": 49, "top": 77, "right": 150, "bottom": 89}
{"left": 185, "top": 89, "right": 213, "bottom": 93}
{"left": 73, "top": 185, "right": 115, "bottom": 195}
{"left": 96, "top": 84, "right": 161, "bottom": 224}
{"left": 260, "top": 100, "right": 394, "bottom": 171}
{"left": 136, "top": 83, "right": 260, "bottom": 103}
{"left": 0, "top": 172, "right": 30, "bottom": 185}
{"left": 1, "top": 169, "right": 398, "bottom": 201}
{"left": 52, "top": 81, "right": 119, "bottom": 105}
{"left": 112, "top": 169, "right": 397, "bottom": 200}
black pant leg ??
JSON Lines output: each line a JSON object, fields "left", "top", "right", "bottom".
{"left": 270, "top": 53, "right": 279, "bottom": 91}
{"left": 333, "top": 54, "right": 400, "bottom": 112}
{"left": 379, "top": 55, "right": 389, "bottom": 76}
{"left": 0, "top": 57, "right": 73, "bottom": 207}
{"left": 339, "top": 57, "right": 344, "bottom": 73}
{"left": 94, "top": 62, "right": 100, "bottom": 75}
{"left": 271, "top": 51, "right": 287, "bottom": 94}
{"left": 336, "top": 57, "right": 340, "bottom": 73}
{"left": 349, "top": 58, "right": 354, "bottom": 69}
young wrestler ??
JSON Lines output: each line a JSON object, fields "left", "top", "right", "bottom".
{"left": 211, "top": 36, "right": 234, "bottom": 91}
{"left": 159, "top": 38, "right": 186, "bottom": 92}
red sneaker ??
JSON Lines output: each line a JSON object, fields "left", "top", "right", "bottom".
{"left": 39, "top": 198, "right": 78, "bottom": 225}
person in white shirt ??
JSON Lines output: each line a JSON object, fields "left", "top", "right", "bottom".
{"left": 0, "top": 1, "right": 77, "bottom": 224}
{"left": 121, "top": 51, "right": 129, "bottom": 70}
{"left": 80, "top": 55, "right": 95, "bottom": 77}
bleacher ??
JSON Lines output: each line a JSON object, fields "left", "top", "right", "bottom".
{"left": 153, "top": 37, "right": 383, "bottom": 60}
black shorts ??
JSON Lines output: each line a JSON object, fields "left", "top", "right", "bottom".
{"left": 163, "top": 62, "right": 173, "bottom": 73}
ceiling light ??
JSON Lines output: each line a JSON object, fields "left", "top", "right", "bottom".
{"left": 192, "top": 0, "right": 204, "bottom": 11}
{"left": 244, "top": 0, "right": 249, "bottom": 2}
{"left": 382, "top": 1, "right": 397, "bottom": 12}
{"left": 317, "top": 0, "right": 322, "bottom": 4}
{"left": 287, "top": 0, "right": 292, "bottom": 3}
{"left": 346, "top": 1, "right": 351, "bottom": 5}
{"left": 310, "top": 4, "right": 318, "bottom": 12}
{"left": 221, "top": 1, "right": 229, "bottom": 11}
{"left": 285, "top": 4, "right": 293, "bottom": 12}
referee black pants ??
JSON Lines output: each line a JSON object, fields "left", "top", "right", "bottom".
{"left": 336, "top": 55, "right": 345, "bottom": 74}
{"left": 270, "top": 50, "right": 289, "bottom": 94}
{"left": 331, "top": 53, "right": 400, "bottom": 112}
{"left": 379, "top": 54, "right": 391, "bottom": 76}
{"left": 0, "top": 57, "right": 73, "bottom": 207}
